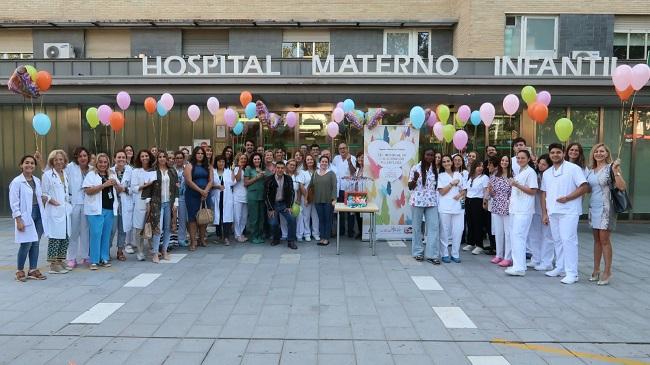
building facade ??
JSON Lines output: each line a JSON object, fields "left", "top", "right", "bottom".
{"left": 1, "top": 0, "right": 649, "bottom": 217}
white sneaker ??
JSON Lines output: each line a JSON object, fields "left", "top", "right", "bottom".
{"left": 471, "top": 247, "right": 484, "bottom": 255}
{"left": 526, "top": 260, "right": 537, "bottom": 268}
{"left": 462, "top": 244, "right": 475, "bottom": 251}
{"left": 136, "top": 253, "right": 145, "bottom": 261}
{"left": 560, "top": 276, "right": 578, "bottom": 284}
{"left": 534, "top": 264, "right": 553, "bottom": 271}
{"left": 125, "top": 245, "right": 135, "bottom": 254}
{"left": 545, "top": 268, "right": 566, "bottom": 277}
{"left": 304, "top": 236, "right": 311, "bottom": 242}
{"left": 505, "top": 267, "right": 525, "bottom": 276}
{"left": 313, "top": 235, "right": 321, "bottom": 241}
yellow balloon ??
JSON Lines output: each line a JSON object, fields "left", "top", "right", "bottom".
{"left": 554, "top": 118, "right": 573, "bottom": 142}
{"left": 443, "top": 124, "right": 455, "bottom": 142}
{"left": 521, "top": 85, "right": 537, "bottom": 104}
{"left": 25, "top": 65, "right": 38, "bottom": 82}
{"left": 437, "top": 104, "right": 450, "bottom": 124}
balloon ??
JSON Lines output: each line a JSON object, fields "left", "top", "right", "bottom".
{"left": 528, "top": 102, "right": 548, "bottom": 123}
{"left": 245, "top": 102, "right": 257, "bottom": 119}
{"left": 457, "top": 105, "right": 471, "bottom": 122}
{"left": 240, "top": 91, "right": 252, "bottom": 107}
{"left": 326, "top": 121, "right": 339, "bottom": 138}
{"left": 409, "top": 106, "right": 425, "bottom": 129}
{"left": 207, "top": 97, "right": 220, "bottom": 115}
{"left": 521, "top": 85, "right": 537, "bottom": 105}
{"left": 426, "top": 108, "right": 438, "bottom": 127}
{"left": 502, "top": 94, "right": 520, "bottom": 115}
{"left": 291, "top": 203, "right": 301, "bottom": 217}
{"left": 85, "top": 107, "right": 100, "bottom": 129}
{"left": 479, "top": 102, "right": 496, "bottom": 126}
{"left": 433, "top": 122, "right": 444, "bottom": 141}
{"left": 156, "top": 100, "right": 168, "bottom": 117}
{"left": 536, "top": 90, "right": 551, "bottom": 106}
{"left": 144, "top": 97, "right": 157, "bottom": 114}
{"left": 442, "top": 124, "right": 455, "bottom": 143}
{"left": 32, "top": 113, "right": 51, "bottom": 136}
{"left": 25, "top": 65, "right": 37, "bottom": 81}
{"left": 35, "top": 71, "right": 52, "bottom": 92}
{"left": 255, "top": 101, "right": 270, "bottom": 124}
{"left": 109, "top": 111, "right": 125, "bottom": 132}
{"left": 555, "top": 118, "right": 573, "bottom": 142}
{"left": 336, "top": 102, "right": 344, "bottom": 109}
{"left": 354, "top": 109, "right": 365, "bottom": 121}
{"left": 224, "top": 108, "right": 237, "bottom": 127}
{"left": 616, "top": 85, "right": 634, "bottom": 102}
{"left": 366, "top": 108, "right": 384, "bottom": 130}
{"left": 453, "top": 130, "right": 469, "bottom": 150}
{"left": 161, "top": 93, "right": 174, "bottom": 111}
{"left": 470, "top": 110, "right": 481, "bottom": 126}
{"left": 343, "top": 99, "right": 355, "bottom": 113}
{"left": 98, "top": 105, "right": 112, "bottom": 125}
{"left": 116, "top": 91, "right": 130, "bottom": 110}
{"left": 187, "top": 105, "right": 200, "bottom": 122}
{"left": 333, "top": 107, "right": 344, "bottom": 123}
{"left": 285, "top": 111, "right": 297, "bottom": 128}
{"left": 630, "top": 64, "right": 650, "bottom": 91}
{"left": 233, "top": 121, "right": 244, "bottom": 135}
{"left": 436, "top": 104, "right": 450, "bottom": 124}
{"left": 612, "top": 65, "right": 633, "bottom": 91}
{"left": 268, "top": 113, "right": 281, "bottom": 129}
{"left": 7, "top": 66, "right": 39, "bottom": 98}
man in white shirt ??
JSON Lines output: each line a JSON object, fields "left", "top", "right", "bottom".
{"left": 540, "top": 143, "right": 589, "bottom": 284}
{"left": 511, "top": 137, "right": 527, "bottom": 176}
{"left": 331, "top": 143, "right": 357, "bottom": 238}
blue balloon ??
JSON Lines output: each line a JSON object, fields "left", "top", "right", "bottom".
{"left": 32, "top": 113, "right": 51, "bottom": 136}
{"left": 409, "top": 106, "right": 425, "bottom": 129}
{"left": 233, "top": 121, "right": 244, "bottom": 135}
{"left": 343, "top": 99, "right": 355, "bottom": 113}
{"left": 470, "top": 110, "right": 481, "bottom": 126}
{"left": 156, "top": 100, "right": 168, "bottom": 117}
{"left": 245, "top": 102, "right": 256, "bottom": 119}
{"left": 354, "top": 109, "right": 365, "bottom": 120}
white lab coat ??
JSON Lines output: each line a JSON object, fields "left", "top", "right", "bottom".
{"left": 9, "top": 174, "right": 48, "bottom": 243}
{"left": 65, "top": 162, "right": 87, "bottom": 205}
{"left": 130, "top": 168, "right": 152, "bottom": 230}
{"left": 111, "top": 165, "right": 134, "bottom": 233}
{"left": 212, "top": 168, "right": 234, "bottom": 224}
{"left": 82, "top": 171, "right": 119, "bottom": 216}
{"left": 41, "top": 169, "right": 72, "bottom": 239}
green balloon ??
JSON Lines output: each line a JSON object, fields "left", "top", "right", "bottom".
{"left": 443, "top": 124, "right": 455, "bottom": 142}
{"left": 554, "top": 118, "right": 573, "bottom": 142}
{"left": 454, "top": 113, "right": 466, "bottom": 128}
{"left": 521, "top": 85, "right": 537, "bottom": 104}
{"left": 86, "top": 107, "right": 100, "bottom": 129}
{"left": 25, "top": 65, "right": 37, "bottom": 82}
{"left": 291, "top": 203, "right": 301, "bottom": 217}
{"left": 437, "top": 104, "right": 450, "bottom": 124}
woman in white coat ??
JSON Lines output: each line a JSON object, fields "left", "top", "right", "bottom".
{"left": 231, "top": 153, "right": 248, "bottom": 242}
{"left": 65, "top": 146, "right": 91, "bottom": 268}
{"left": 110, "top": 150, "right": 133, "bottom": 261}
{"left": 130, "top": 150, "right": 155, "bottom": 261}
{"left": 212, "top": 155, "right": 234, "bottom": 245}
{"left": 10, "top": 155, "right": 48, "bottom": 282}
{"left": 41, "top": 150, "right": 72, "bottom": 274}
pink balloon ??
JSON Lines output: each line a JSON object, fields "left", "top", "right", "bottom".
{"left": 502, "top": 94, "right": 519, "bottom": 116}
{"left": 326, "top": 121, "right": 339, "bottom": 138}
{"left": 457, "top": 105, "right": 471, "bottom": 122}
{"left": 98, "top": 104, "right": 112, "bottom": 125}
{"left": 479, "top": 102, "right": 496, "bottom": 126}
{"left": 116, "top": 91, "right": 131, "bottom": 110}
{"left": 536, "top": 91, "right": 551, "bottom": 106}
{"left": 612, "top": 65, "right": 633, "bottom": 91}
{"left": 333, "top": 107, "right": 344, "bottom": 123}
{"left": 433, "top": 122, "right": 444, "bottom": 141}
{"left": 285, "top": 111, "right": 297, "bottom": 128}
{"left": 224, "top": 108, "right": 237, "bottom": 127}
{"left": 207, "top": 97, "right": 220, "bottom": 115}
{"left": 187, "top": 105, "right": 200, "bottom": 122}
{"left": 161, "top": 93, "right": 174, "bottom": 111}
{"left": 427, "top": 109, "right": 438, "bottom": 127}
{"left": 336, "top": 102, "right": 344, "bottom": 109}
{"left": 630, "top": 64, "right": 650, "bottom": 91}
{"left": 453, "top": 130, "right": 469, "bottom": 150}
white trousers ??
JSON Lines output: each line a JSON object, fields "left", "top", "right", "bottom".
{"left": 549, "top": 213, "right": 580, "bottom": 278}
{"left": 439, "top": 212, "right": 464, "bottom": 259}
{"left": 492, "top": 213, "right": 511, "bottom": 260}
{"left": 299, "top": 202, "right": 320, "bottom": 239}
{"left": 67, "top": 204, "right": 89, "bottom": 262}
{"left": 233, "top": 201, "right": 247, "bottom": 238}
{"left": 510, "top": 213, "right": 533, "bottom": 271}
{"left": 528, "top": 214, "right": 555, "bottom": 268}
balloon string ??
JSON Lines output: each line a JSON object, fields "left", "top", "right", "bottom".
{"left": 93, "top": 129, "right": 97, "bottom": 153}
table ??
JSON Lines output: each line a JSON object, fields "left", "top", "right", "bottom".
{"left": 334, "top": 202, "right": 380, "bottom": 255}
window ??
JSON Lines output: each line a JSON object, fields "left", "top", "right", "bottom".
{"left": 504, "top": 15, "right": 558, "bottom": 58}
{"left": 383, "top": 30, "right": 431, "bottom": 57}
{"left": 281, "top": 41, "right": 329, "bottom": 58}
{"left": 613, "top": 32, "right": 648, "bottom": 60}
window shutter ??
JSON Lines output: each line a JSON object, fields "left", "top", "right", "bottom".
{"left": 182, "top": 30, "right": 229, "bottom": 56}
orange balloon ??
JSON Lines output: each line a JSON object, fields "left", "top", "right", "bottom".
{"left": 532, "top": 102, "right": 548, "bottom": 123}
{"left": 527, "top": 102, "right": 538, "bottom": 120}
{"left": 35, "top": 71, "right": 52, "bottom": 92}
{"left": 616, "top": 85, "right": 634, "bottom": 102}
{"left": 109, "top": 111, "right": 125, "bottom": 132}
{"left": 239, "top": 91, "right": 252, "bottom": 107}
{"left": 144, "top": 97, "right": 157, "bottom": 114}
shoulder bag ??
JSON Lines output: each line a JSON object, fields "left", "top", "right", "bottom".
{"left": 306, "top": 171, "right": 316, "bottom": 204}
{"left": 141, "top": 207, "right": 153, "bottom": 239}
{"left": 196, "top": 199, "right": 214, "bottom": 225}
{"left": 609, "top": 164, "right": 631, "bottom": 213}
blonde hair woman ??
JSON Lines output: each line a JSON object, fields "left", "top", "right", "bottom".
{"left": 42, "top": 150, "right": 72, "bottom": 274}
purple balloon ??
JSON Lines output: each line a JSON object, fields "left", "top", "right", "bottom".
{"left": 426, "top": 109, "right": 438, "bottom": 127}
{"left": 285, "top": 111, "right": 297, "bottom": 128}
{"left": 433, "top": 122, "right": 444, "bottom": 141}
{"left": 336, "top": 102, "right": 344, "bottom": 110}
{"left": 224, "top": 108, "right": 237, "bottom": 127}
{"left": 612, "top": 65, "right": 633, "bottom": 91}
{"left": 631, "top": 64, "right": 650, "bottom": 91}
{"left": 207, "top": 97, "right": 220, "bottom": 115}
{"left": 502, "top": 94, "right": 520, "bottom": 116}
{"left": 161, "top": 93, "right": 174, "bottom": 111}
{"left": 98, "top": 104, "right": 112, "bottom": 125}
{"left": 187, "top": 105, "right": 200, "bottom": 122}
{"left": 333, "top": 107, "right": 344, "bottom": 123}
{"left": 326, "top": 121, "right": 339, "bottom": 138}
{"left": 453, "top": 130, "right": 469, "bottom": 150}
{"left": 457, "top": 105, "right": 471, "bottom": 122}
{"left": 116, "top": 91, "right": 131, "bottom": 110}
{"left": 536, "top": 91, "right": 551, "bottom": 106}
{"left": 479, "top": 102, "right": 496, "bottom": 126}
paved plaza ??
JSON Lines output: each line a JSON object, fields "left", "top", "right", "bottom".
{"left": 0, "top": 218, "right": 648, "bottom": 365}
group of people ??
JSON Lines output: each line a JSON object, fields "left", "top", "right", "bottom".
{"left": 408, "top": 138, "right": 626, "bottom": 285}
{"left": 9, "top": 140, "right": 365, "bottom": 282}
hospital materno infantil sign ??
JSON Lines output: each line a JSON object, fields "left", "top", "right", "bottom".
{"left": 142, "top": 55, "right": 618, "bottom": 77}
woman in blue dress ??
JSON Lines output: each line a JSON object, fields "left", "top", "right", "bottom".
{"left": 183, "top": 146, "right": 213, "bottom": 251}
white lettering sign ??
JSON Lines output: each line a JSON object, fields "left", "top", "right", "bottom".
{"left": 142, "top": 56, "right": 280, "bottom": 76}
{"left": 493, "top": 56, "right": 616, "bottom": 77}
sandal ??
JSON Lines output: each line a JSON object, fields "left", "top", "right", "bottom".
{"left": 117, "top": 249, "right": 126, "bottom": 261}
{"left": 414, "top": 255, "right": 424, "bottom": 262}
{"left": 15, "top": 271, "right": 26, "bottom": 282}
{"left": 27, "top": 269, "right": 47, "bottom": 280}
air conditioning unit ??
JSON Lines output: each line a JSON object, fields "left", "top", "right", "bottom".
{"left": 43, "top": 43, "right": 75, "bottom": 59}
{"left": 571, "top": 50, "right": 600, "bottom": 59}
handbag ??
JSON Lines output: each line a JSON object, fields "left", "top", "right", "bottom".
{"left": 196, "top": 199, "right": 214, "bottom": 225}
{"left": 306, "top": 172, "right": 315, "bottom": 204}
{"left": 141, "top": 207, "right": 153, "bottom": 239}
{"left": 609, "top": 164, "right": 631, "bottom": 213}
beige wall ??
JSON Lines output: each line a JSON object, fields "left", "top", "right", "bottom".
{"left": 0, "top": 29, "right": 33, "bottom": 53}
{"left": 85, "top": 29, "right": 131, "bottom": 58}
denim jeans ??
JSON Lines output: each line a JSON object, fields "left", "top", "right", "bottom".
{"left": 111, "top": 213, "right": 127, "bottom": 249}
{"left": 177, "top": 198, "right": 188, "bottom": 244}
{"left": 269, "top": 201, "right": 297, "bottom": 241}
{"left": 87, "top": 209, "right": 114, "bottom": 264}
{"left": 152, "top": 202, "right": 172, "bottom": 253}
{"left": 17, "top": 205, "right": 44, "bottom": 271}
{"left": 315, "top": 203, "right": 333, "bottom": 240}
{"left": 411, "top": 206, "right": 440, "bottom": 259}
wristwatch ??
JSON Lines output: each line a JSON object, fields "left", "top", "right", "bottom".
{"left": 616, "top": 173, "right": 621, "bottom": 176}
